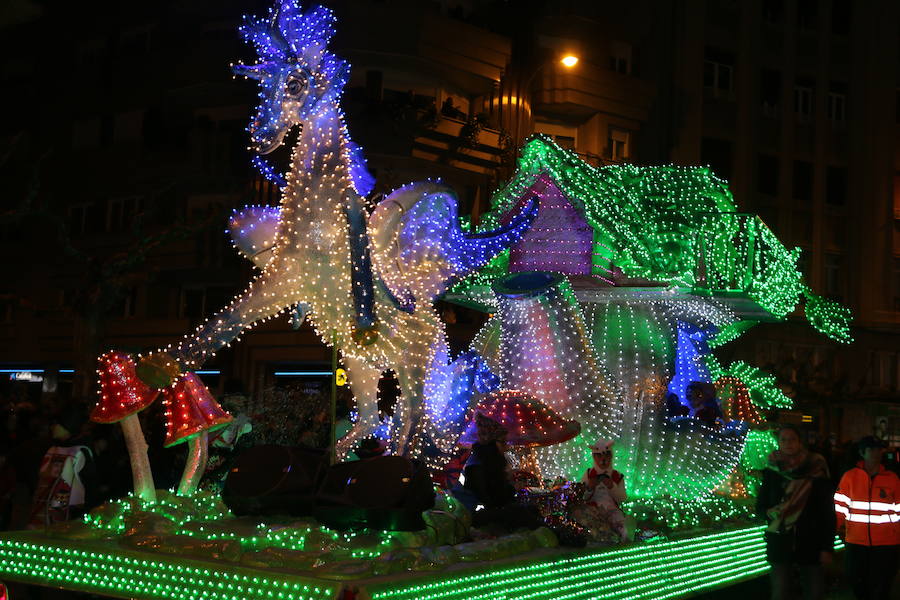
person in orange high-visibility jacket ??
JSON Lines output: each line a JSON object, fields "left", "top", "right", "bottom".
{"left": 834, "top": 436, "right": 900, "bottom": 600}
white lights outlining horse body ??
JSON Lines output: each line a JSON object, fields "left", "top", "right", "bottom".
{"left": 136, "top": 1, "right": 536, "bottom": 457}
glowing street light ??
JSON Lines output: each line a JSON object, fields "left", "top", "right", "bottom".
{"left": 560, "top": 55, "right": 579, "bottom": 68}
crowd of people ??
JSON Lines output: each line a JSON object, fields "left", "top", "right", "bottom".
{"left": 0, "top": 379, "right": 346, "bottom": 531}
{"left": 759, "top": 427, "right": 900, "bottom": 600}
{"left": 2, "top": 381, "right": 900, "bottom": 600}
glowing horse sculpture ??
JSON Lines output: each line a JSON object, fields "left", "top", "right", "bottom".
{"left": 136, "top": 1, "right": 536, "bottom": 456}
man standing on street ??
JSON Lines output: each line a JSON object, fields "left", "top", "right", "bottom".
{"left": 834, "top": 436, "right": 900, "bottom": 599}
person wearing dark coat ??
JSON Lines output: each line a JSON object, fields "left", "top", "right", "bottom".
{"left": 757, "top": 424, "right": 835, "bottom": 600}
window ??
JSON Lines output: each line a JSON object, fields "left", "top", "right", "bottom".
{"left": 607, "top": 127, "right": 631, "bottom": 161}
{"left": 180, "top": 288, "right": 206, "bottom": 319}
{"left": 535, "top": 121, "right": 578, "bottom": 151}
{"left": 69, "top": 202, "right": 104, "bottom": 235}
{"left": 757, "top": 154, "right": 779, "bottom": 195}
{"left": 794, "top": 81, "right": 814, "bottom": 120}
{"left": 826, "top": 92, "right": 845, "bottom": 122}
{"left": 701, "top": 137, "right": 733, "bottom": 179}
{"left": 703, "top": 48, "right": 734, "bottom": 97}
{"left": 796, "top": 248, "right": 811, "bottom": 279}
{"left": 0, "top": 297, "right": 13, "bottom": 323}
{"left": 792, "top": 210, "right": 813, "bottom": 244}
{"left": 825, "top": 253, "right": 843, "bottom": 301}
{"left": 894, "top": 172, "right": 900, "bottom": 219}
{"left": 796, "top": 0, "right": 818, "bottom": 31}
{"left": 762, "top": 0, "right": 783, "bottom": 24}
{"left": 760, "top": 69, "right": 782, "bottom": 116}
{"left": 72, "top": 118, "right": 100, "bottom": 149}
{"left": 112, "top": 287, "right": 138, "bottom": 318}
{"left": 830, "top": 0, "right": 851, "bottom": 35}
{"left": 826, "top": 166, "right": 847, "bottom": 206}
{"left": 107, "top": 196, "right": 143, "bottom": 232}
{"left": 868, "top": 352, "right": 897, "bottom": 390}
{"left": 827, "top": 82, "right": 847, "bottom": 123}
{"left": 894, "top": 257, "right": 900, "bottom": 311}
{"left": 609, "top": 41, "right": 632, "bottom": 75}
{"left": 896, "top": 90, "right": 900, "bottom": 124}
{"left": 793, "top": 160, "right": 813, "bottom": 203}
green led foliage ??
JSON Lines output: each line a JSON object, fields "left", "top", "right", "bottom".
{"left": 708, "top": 320, "right": 757, "bottom": 348}
{"left": 83, "top": 488, "right": 229, "bottom": 535}
{"left": 706, "top": 356, "right": 791, "bottom": 411}
{"left": 622, "top": 495, "right": 756, "bottom": 532}
{"left": 739, "top": 430, "right": 779, "bottom": 496}
{"left": 0, "top": 534, "right": 336, "bottom": 600}
{"left": 740, "top": 430, "right": 778, "bottom": 472}
{"left": 804, "top": 288, "right": 853, "bottom": 344}
{"left": 452, "top": 135, "right": 851, "bottom": 341}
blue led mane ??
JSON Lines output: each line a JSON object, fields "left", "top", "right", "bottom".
{"left": 234, "top": 0, "right": 373, "bottom": 194}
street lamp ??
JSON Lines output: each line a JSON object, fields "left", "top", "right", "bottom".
{"left": 560, "top": 54, "right": 579, "bottom": 68}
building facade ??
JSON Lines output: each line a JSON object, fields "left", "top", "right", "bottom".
{"left": 1, "top": 0, "right": 898, "bottom": 442}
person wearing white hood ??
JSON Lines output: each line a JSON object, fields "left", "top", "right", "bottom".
{"left": 574, "top": 439, "right": 628, "bottom": 542}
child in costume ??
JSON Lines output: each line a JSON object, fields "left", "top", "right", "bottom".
{"left": 573, "top": 439, "right": 628, "bottom": 542}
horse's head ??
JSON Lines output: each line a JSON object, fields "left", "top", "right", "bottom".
{"left": 232, "top": 1, "right": 348, "bottom": 155}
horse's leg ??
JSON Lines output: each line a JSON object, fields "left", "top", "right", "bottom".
{"left": 393, "top": 356, "right": 430, "bottom": 456}
{"left": 167, "top": 268, "right": 300, "bottom": 369}
{"left": 335, "top": 355, "right": 382, "bottom": 460}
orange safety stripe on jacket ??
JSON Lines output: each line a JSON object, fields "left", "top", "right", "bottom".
{"left": 834, "top": 462, "right": 900, "bottom": 546}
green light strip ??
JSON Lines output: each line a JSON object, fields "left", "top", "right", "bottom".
{"left": 365, "top": 526, "right": 840, "bottom": 600}
{"left": 0, "top": 527, "right": 843, "bottom": 600}
{"left": 0, "top": 534, "right": 335, "bottom": 600}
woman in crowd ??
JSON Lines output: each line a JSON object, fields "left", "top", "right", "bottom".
{"left": 757, "top": 424, "right": 835, "bottom": 600}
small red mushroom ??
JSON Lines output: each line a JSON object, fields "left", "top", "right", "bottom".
{"left": 162, "top": 373, "right": 233, "bottom": 495}
{"left": 459, "top": 389, "right": 581, "bottom": 481}
{"left": 92, "top": 352, "right": 159, "bottom": 501}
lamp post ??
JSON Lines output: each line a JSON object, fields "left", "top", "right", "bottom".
{"left": 497, "top": 53, "right": 579, "bottom": 149}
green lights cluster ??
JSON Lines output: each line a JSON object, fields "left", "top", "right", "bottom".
{"left": 84, "top": 489, "right": 230, "bottom": 535}
{"left": 622, "top": 495, "right": 756, "bottom": 532}
{"left": 452, "top": 135, "right": 851, "bottom": 342}
{"left": 0, "top": 534, "right": 335, "bottom": 600}
{"left": 803, "top": 289, "right": 853, "bottom": 344}
{"left": 708, "top": 320, "right": 757, "bottom": 348}
{"left": 706, "top": 356, "right": 791, "bottom": 411}
{"left": 367, "top": 526, "right": 771, "bottom": 600}
{"left": 739, "top": 430, "right": 779, "bottom": 496}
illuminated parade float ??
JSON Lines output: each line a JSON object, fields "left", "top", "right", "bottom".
{"left": 0, "top": 2, "right": 851, "bottom": 598}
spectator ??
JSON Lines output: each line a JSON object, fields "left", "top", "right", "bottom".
{"left": 26, "top": 403, "right": 99, "bottom": 527}
{"left": 664, "top": 392, "right": 689, "bottom": 419}
{"left": 834, "top": 436, "right": 900, "bottom": 600}
{"left": 574, "top": 439, "right": 628, "bottom": 543}
{"left": 459, "top": 413, "right": 542, "bottom": 530}
{"left": 686, "top": 381, "right": 723, "bottom": 427}
{"left": 757, "top": 424, "right": 834, "bottom": 600}
{"left": 0, "top": 443, "right": 15, "bottom": 530}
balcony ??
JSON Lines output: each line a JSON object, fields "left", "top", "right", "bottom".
{"left": 412, "top": 116, "right": 504, "bottom": 174}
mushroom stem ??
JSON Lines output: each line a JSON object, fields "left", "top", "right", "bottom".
{"left": 178, "top": 431, "right": 208, "bottom": 496}
{"left": 120, "top": 413, "right": 156, "bottom": 502}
